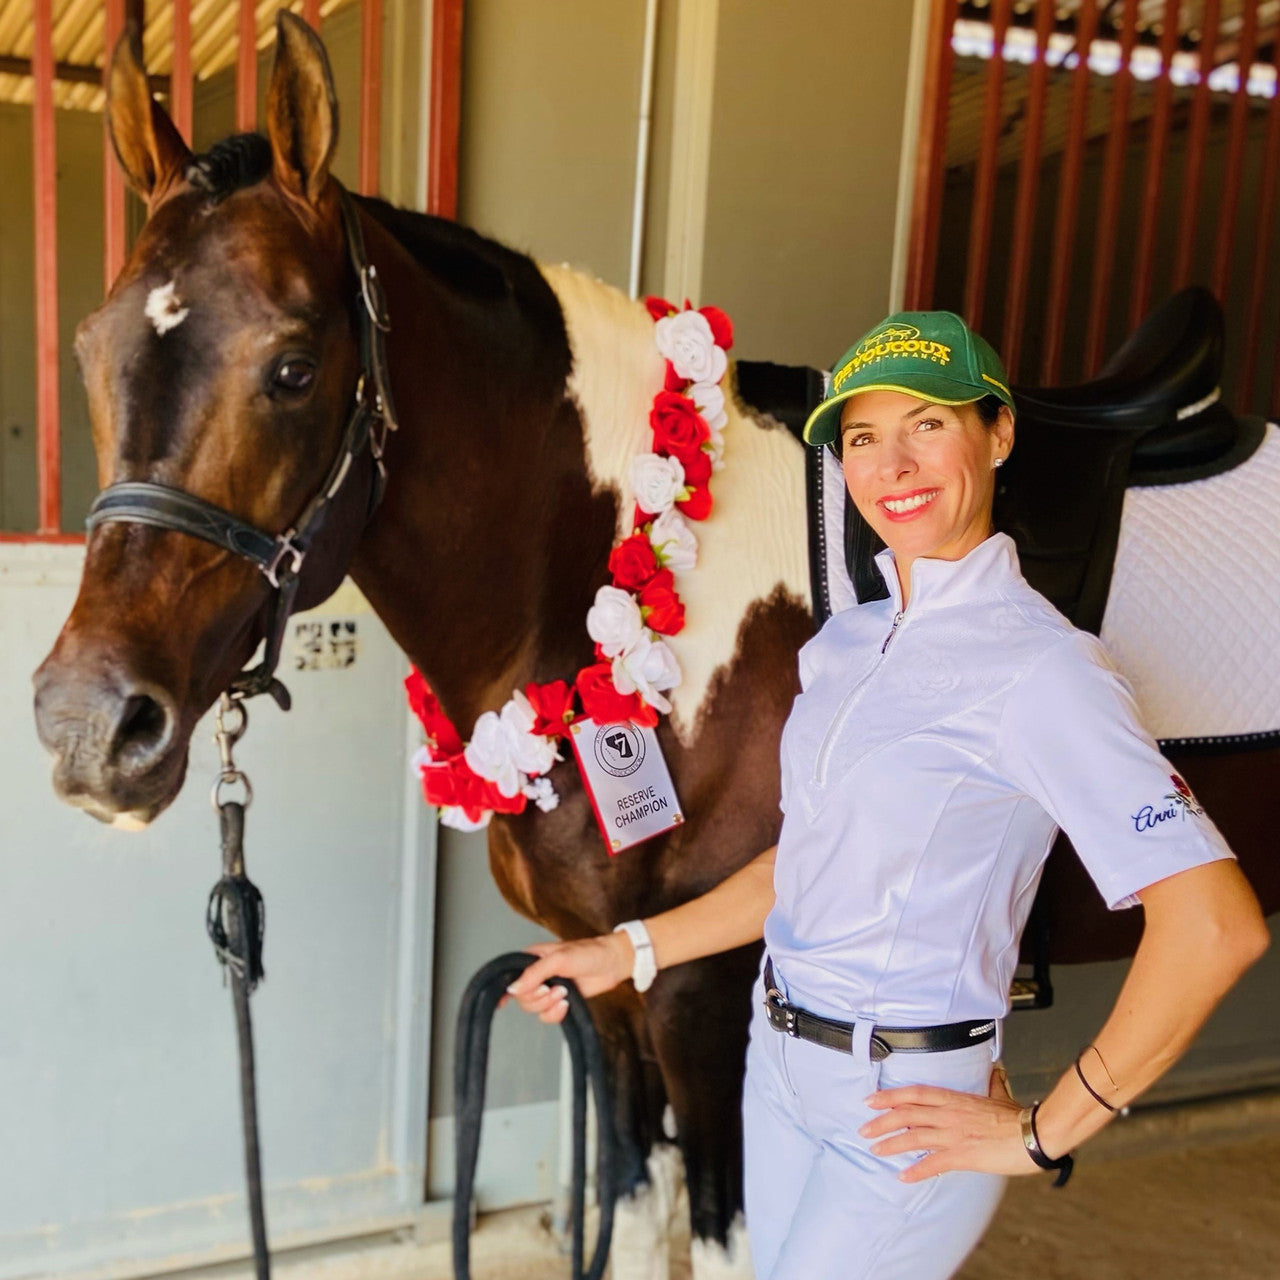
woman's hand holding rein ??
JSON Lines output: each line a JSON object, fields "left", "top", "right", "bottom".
{"left": 504, "top": 844, "right": 779, "bottom": 1024}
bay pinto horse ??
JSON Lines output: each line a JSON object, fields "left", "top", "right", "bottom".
{"left": 30, "top": 14, "right": 1280, "bottom": 1279}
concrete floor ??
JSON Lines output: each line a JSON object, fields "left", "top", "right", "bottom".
{"left": 194, "top": 1090, "right": 1280, "bottom": 1280}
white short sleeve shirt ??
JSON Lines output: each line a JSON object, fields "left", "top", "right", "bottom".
{"left": 766, "top": 532, "right": 1234, "bottom": 1025}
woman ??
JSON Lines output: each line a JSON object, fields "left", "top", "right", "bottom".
{"left": 507, "top": 310, "right": 1270, "bottom": 1279}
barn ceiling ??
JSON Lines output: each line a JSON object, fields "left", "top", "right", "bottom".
{"left": 0, "top": 0, "right": 355, "bottom": 112}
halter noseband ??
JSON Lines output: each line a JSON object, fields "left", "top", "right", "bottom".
{"left": 85, "top": 187, "right": 398, "bottom": 711}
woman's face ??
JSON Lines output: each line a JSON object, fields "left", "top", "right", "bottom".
{"left": 839, "top": 389, "right": 1014, "bottom": 566}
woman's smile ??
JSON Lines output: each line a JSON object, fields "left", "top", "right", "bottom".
{"left": 878, "top": 487, "right": 941, "bottom": 520}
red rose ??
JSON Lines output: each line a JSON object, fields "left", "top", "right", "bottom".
{"left": 639, "top": 569, "right": 685, "bottom": 635}
{"left": 677, "top": 485, "right": 713, "bottom": 520}
{"left": 608, "top": 532, "right": 660, "bottom": 591}
{"left": 405, "top": 669, "right": 463, "bottom": 757}
{"left": 698, "top": 305, "right": 733, "bottom": 350}
{"left": 644, "top": 295, "right": 677, "bottom": 321}
{"left": 524, "top": 679, "right": 575, "bottom": 738}
{"left": 575, "top": 662, "right": 659, "bottom": 728}
{"left": 663, "top": 361, "right": 686, "bottom": 392}
{"left": 681, "top": 448, "right": 712, "bottom": 488}
{"left": 650, "top": 391, "right": 711, "bottom": 465}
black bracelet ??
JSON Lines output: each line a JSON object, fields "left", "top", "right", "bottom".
{"left": 1019, "top": 1102, "right": 1074, "bottom": 1188}
{"left": 1074, "top": 1052, "right": 1119, "bottom": 1112}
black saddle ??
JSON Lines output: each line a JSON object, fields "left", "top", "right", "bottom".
{"left": 739, "top": 287, "right": 1266, "bottom": 635}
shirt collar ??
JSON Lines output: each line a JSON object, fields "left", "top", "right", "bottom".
{"left": 873, "top": 531, "right": 1021, "bottom": 615}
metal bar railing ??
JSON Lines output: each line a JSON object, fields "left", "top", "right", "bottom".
{"left": 1083, "top": 0, "right": 1139, "bottom": 377}
{"left": 1211, "top": 0, "right": 1259, "bottom": 302}
{"left": 1129, "top": 0, "right": 1180, "bottom": 332}
{"left": 963, "top": 0, "right": 1013, "bottom": 330}
{"left": 1173, "top": 0, "right": 1221, "bottom": 290}
{"left": 427, "top": 0, "right": 464, "bottom": 220}
{"left": 33, "top": 0, "right": 60, "bottom": 533}
{"left": 236, "top": 0, "right": 257, "bottom": 133}
{"left": 359, "top": 0, "right": 383, "bottom": 196}
{"left": 1245, "top": 24, "right": 1280, "bottom": 409}
{"left": 103, "top": 0, "right": 127, "bottom": 295}
{"left": 904, "top": 0, "right": 959, "bottom": 310}
{"left": 1040, "top": 0, "right": 1097, "bottom": 386}
{"left": 171, "top": 0, "right": 193, "bottom": 145}
{"left": 1001, "top": 0, "right": 1055, "bottom": 381}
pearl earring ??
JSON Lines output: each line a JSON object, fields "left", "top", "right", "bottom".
{"left": 993, "top": 457, "right": 1005, "bottom": 469}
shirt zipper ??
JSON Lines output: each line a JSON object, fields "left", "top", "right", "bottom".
{"left": 813, "top": 609, "right": 906, "bottom": 787}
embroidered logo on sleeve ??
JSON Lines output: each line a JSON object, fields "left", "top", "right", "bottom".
{"left": 1132, "top": 773, "right": 1205, "bottom": 832}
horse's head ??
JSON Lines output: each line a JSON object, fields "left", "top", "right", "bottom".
{"left": 34, "top": 15, "right": 376, "bottom": 827}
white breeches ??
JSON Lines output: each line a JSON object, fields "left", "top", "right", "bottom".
{"left": 742, "top": 970, "right": 1006, "bottom": 1280}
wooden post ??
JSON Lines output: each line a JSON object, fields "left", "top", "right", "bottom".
{"left": 237, "top": 0, "right": 257, "bottom": 133}
{"left": 427, "top": 0, "right": 463, "bottom": 218}
{"left": 171, "top": 0, "right": 193, "bottom": 145}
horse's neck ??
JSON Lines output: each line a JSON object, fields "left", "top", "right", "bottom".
{"left": 347, "top": 212, "right": 615, "bottom": 736}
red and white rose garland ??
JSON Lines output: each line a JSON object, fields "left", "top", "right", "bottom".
{"left": 406, "top": 296, "right": 733, "bottom": 831}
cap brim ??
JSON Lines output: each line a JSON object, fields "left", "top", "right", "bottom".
{"left": 801, "top": 378, "right": 992, "bottom": 445}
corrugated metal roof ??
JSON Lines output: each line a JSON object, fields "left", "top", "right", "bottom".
{"left": 0, "top": 0, "right": 355, "bottom": 112}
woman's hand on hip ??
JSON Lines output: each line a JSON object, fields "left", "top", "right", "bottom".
{"left": 501, "top": 934, "right": 634, "bottom": 1024}
{"left": 859, "top": 1075, "right": 1038, "bottom": 1182}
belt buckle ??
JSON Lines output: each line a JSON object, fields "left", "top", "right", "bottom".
{"left": 765, "top": 987, "right": 799, "bottom": 1037}
{"left": 869, "top": 1032, "right": 892, "bottom": 1062}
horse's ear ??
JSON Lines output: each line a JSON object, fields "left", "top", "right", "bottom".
{"left": 266, "top": 12, "right": 339, "bottom": 208}
{"left": 106, "top": 22, "right": 192, "bottom": 202}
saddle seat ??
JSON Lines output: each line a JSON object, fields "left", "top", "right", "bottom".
{"left": 1013, "top": 287, "right": 1241, "bottom": 473}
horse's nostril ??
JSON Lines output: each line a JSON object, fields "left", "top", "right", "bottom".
{"left": 112, "top": 691, "right": 175, "bottom": 771}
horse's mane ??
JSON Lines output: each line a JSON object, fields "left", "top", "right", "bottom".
{"left": 185, "top": 133, "right": 272, "bottom": 203}
{"left": 354, "top": 196, "right": 525, "bottom": 304}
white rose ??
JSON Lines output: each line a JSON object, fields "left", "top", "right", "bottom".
{"left": 523, "top": 775, "right": 560, "bottom": 812}
{"left": 706, "top": 426, "right": 725, "bottom": 471}
{"left": 654, "top": 310, "right": 728, "bottom": 385}
{"left": 612, "top": 634, "right": 682, "bottom": 714}
{"left": 439, "top": 805, "right": 491, "bottom": 832}
{"left": 630, "top": 452, "right": 685, "bottom": 516}
{"left": 648, "top": 508, "right": 698, "bottom": 572}
{"left": 688, "top": 380, "right": 728, "bottom": 431}
{"left": 587, "top": 584, "right": 645, "bottom": 657}
{"left": 500, "top": 697, "right": 559, "bottom": 776}
{"left": 464, "top": 710, "right": 523, "bottom": 798}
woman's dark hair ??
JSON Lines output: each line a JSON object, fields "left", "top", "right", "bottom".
{"left": 972, "top": 394, "right": 1004, "bottom": 427}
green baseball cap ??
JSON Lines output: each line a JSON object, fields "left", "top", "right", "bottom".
{"left": 802, "top": 310, "right": 1014, "bottom": 445}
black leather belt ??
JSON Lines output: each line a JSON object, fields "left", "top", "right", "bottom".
{"left": 763, "top": 959, "right": 997, "bottom": 1062}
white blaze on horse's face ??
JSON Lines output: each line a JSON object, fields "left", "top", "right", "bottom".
{"left": 839, "top": 388, "right": 1012, "bottom": 585}
{"left": 144, "top": 279, "right": 190, "bottom": 336}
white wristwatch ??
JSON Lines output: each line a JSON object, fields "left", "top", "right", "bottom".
{"left": 613, "top": 919, "right": 657, "bottom": 993}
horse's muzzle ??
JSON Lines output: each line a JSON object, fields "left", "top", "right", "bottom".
{"left": 33, "top": 655, "right": 185, "bottom": 825}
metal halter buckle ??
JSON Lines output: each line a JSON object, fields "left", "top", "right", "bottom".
{"left": 361, "top": 263, "right": 392, "bottom": 332}
{"left": 263, "top": 534, "right": 304, "bottom": 589}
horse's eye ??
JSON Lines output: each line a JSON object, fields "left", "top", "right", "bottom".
{"left": 272, "top": 357, "right": 316, "bottom": 394}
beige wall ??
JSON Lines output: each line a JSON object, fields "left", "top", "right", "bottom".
{"left": 700, "top": 0, "right": 915, "bottom": 367}
{"left": 458, "top": 0, "right": 650, "bottom": 287}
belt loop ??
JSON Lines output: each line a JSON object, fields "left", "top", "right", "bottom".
{"left": 993, "top": 1017, "right": 1004, "bottom": 1062}
{"left": 849, "top": 1016, "right": 874, "bottom": 1064}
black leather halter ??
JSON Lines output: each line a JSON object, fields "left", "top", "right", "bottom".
{"left": 85, "top": 187, "right": 398, "bottom": 711}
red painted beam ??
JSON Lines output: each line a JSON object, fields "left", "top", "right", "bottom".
{"left": 359, "top": 0, "right": 383, "bottom": 195}
{"left": 904, "top": 0, "right": 959, "bottom": 310}
{"left": 171, "top": 0, "right": 193, "bottom": 145}
{"left": 1001, "top": 0, "right": 1054, "bottom": 381}
{"left": 103, "top": 0, "right": 127, "bottom": 294}
{"left": 1041, "top": 0, "right": 1097, "bottom": 385}
{"left": 237, "top": 0, "right": 257, "bottom": 133}
{"left": 427, "top": 0, "right": 463, "bottom": 218}
{"left": 303, "top": 0, "right": 321, "bottom": 30}
{"left": 33, "top": 0, "right": 61, "bottom": 534}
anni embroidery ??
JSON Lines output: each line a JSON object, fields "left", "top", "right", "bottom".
{"left": 1132, "top": 773, "right": 1205, "bottom": 833}
{"left": 406, "top": 297, "right": 734, "bottom": 831}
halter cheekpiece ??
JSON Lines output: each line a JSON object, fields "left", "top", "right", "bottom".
{"left": 85, "top": 187, "right": 398, "bottom": 710}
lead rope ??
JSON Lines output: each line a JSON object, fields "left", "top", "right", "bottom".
{"left": 453, "top": 953, "right": 617, "bottom": 1280}
{"left": 205, "top": 694, "right": 271, "bottom": 1280}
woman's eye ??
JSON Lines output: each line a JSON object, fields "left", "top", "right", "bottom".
{"left": 272, "top": 357, "right": 316, "bottom": 394}
{"left": 915, "top": 418, "right": 942, "bottom": 432}
{"left": 845, "top": 433, "right": 873, "bottom": 449}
